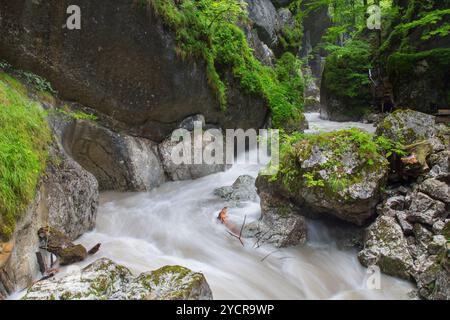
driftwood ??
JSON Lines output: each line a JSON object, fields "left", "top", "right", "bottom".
{"left": 217, "top": 207, "right": 246, "bottom": 246}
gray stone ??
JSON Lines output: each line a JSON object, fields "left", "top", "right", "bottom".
{"left": 214, "top": 175, "right": 258, "bottom": 205}
{"left": 419, "top": 178, "right": 450, "bottom": 204}
{"left": 179, "top": 114, "right": 206, "bottom": 132}
{"left": 396, "top": 211, "right": 414, "bottom": 235}
{"left": 428, "top": 235, "right": 447, "bottom": 255}
{"left": 158, "top": 130, "right": 227, "bottom": 181}
{"left": 23, "top": 258, "right": 213, "bottom": 300}
{"left": 243, "top": 193, "right": 306, "bottom": 248}
{"left": 407, "top": 192, "right": 446, "bottom": 226}
{"left": 376, "top": 110, "right": 438, "bottom": 145}
{"left": 415, "top": 254, "right": 450, "bottom": 300}
{"left": 427, "top": 150, "right": 450, "bottom": 180}
{"left": 358, "top": 216, "right": 414, "bottom": 280}
{"left": 65, "top": 120, "right": 166, "bottom": 191}
{"left": 244, "top": 0, "right": 279, "bottom": 46}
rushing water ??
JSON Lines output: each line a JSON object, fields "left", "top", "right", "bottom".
{"left": 14, "top": 113, "right": 413, "bottom": 299}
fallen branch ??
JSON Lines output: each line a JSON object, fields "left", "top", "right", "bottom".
{"left": 217, "top": 207, "right": 246, "bottom": 247}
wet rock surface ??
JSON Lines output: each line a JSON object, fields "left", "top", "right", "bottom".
{"left": 214, "top": 175, "right": 259, "bottom": 205}
{"left": 244, "top": 188, "right": 307, "bottom": 248}
{"left": 358, "top": 110, "right": 450, "bottom": 300}
{"left": 65, "top": 119, "right": 166, "bottom": 191}
{"left": 23, "top": 258, "right": 213, "bottom": 300}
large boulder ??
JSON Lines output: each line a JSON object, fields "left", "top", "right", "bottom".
{"left": 358, "top": 216, "right": 414, "bottom": 280}
{"left": 0, "top": 0, "right": 269, "bottom": 142}
{"left": 259, "top": 129, "right": 389, "bottom": 226}
{"left": 64, "top": 119, "right": 166, "bottom": 191}
{"left": 243, "top": 182, "right": 307, "bottom": 248}
{"left": 244, "top": 0, "right": 279, "bottom": 47}
{"left": 23, "top": 258, "right": 213, "bottom": 300}
{"left": 158, "top": 129, "right": 227, "bottom": 181}
{"left": 376, "top": 110, "right": 440, "bottom": 145}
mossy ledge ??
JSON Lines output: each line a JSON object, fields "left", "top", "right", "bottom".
{"left": 142, "top": 0, "right": 304, "bottom": 129}
{"left": 0, "top": 72, "right": 51, "bottom": 241}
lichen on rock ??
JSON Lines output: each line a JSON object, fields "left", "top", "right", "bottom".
{"left": 23, "top": 258, "right": 213, "bottom": 300}
{"left": 261, "top": 128, "right": 389, "bottom": 225}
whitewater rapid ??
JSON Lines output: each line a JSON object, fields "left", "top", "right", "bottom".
{"left": 15, "top": 113, "right": 414, "bottom": 299}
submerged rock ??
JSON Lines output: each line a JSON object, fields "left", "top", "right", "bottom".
{"left": 37, "top": 227, "right": 87, "bottom": 266}
{"left": 243, "top": 188, "right": 307, "bottom": 248}
{"left": 23, "top": 258, "right": 213, "bottom": 300}
{"left": 358, "top": 216, "right": 414, "bottom": 280}
{"left": 214, "top": 175, "right": 258, "bottom": 205}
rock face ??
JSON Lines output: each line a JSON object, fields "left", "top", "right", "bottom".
{"left": 258, "top": 129, "right": 389, "bottom": 226}
{"left": 214, "top": 175, "right": 259, "bottom": 205}
{"left": 0, "top": 0, "right": 269, "bottom": 142}
{"left": 64, "top": 119, "right": 166, "bottom": 191}
{"left": 359, "top": 110, "right": 450, "bottom": 299}
{"left": 244, "top": 0, "right": 279, "bottom": 47}
{"left": 0, "top": 115, "right": 99, "bottom": 296}
{"left": 23, "top": 258, "right": 213, "bottom": 300}
{"left": 244, "top": 179, "right": 307, "bottom": 248}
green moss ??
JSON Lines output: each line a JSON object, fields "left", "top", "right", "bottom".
{"left": 270, "top": 128, "right": 394, "bottom": 203}
{"left": 144, "top": 0, "right": 303, "bottom": 129}
{"left": 442, "top": 221, "right": 450, "bottom": 241}
{"left": 51, "top": 106, "right": 98, "bottom": 121}
{"left": 387, "top": 48, "right": 450, "bottom": 77}
{"left": 0, "top": 73, "right": 51, "bottom": 241}
{"left": 278, "top": 0, "right": 304, "bottom": 53}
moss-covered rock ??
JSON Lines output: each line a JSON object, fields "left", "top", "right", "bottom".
{"left": 119, "top": 265, "right": 212, "bottom": 300}
{"left": 0, "top": 72, "right": 50, "bottom": 241}
{"left": 23, "top": 258, "right": 213, "bottom": 300}
{"left": 358, "top": 215, "right": 414, "bottom": 280}
{"left": 386, "top": 50, "right": 450, "bottom": 115}
{"left": 261, "top": 128, "right": 390, "bottom": 225}
{"left": 376, "top": 109, "right": 439, "bottom": 145}
{"left": 243, "top": 179, "right": 307, "bottom": 248}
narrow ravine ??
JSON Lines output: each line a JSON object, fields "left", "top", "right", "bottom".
{"left": 15, "top": 114, "right": 413, "bottom": 300}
